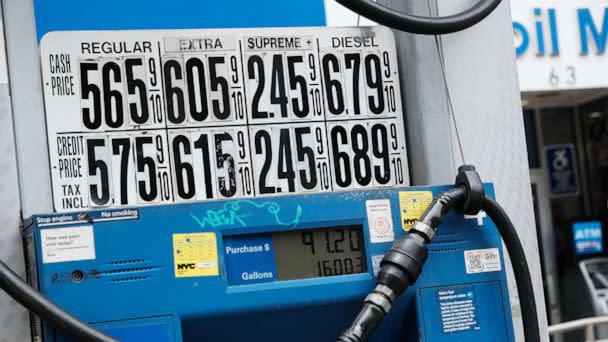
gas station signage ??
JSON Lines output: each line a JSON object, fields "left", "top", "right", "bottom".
{"left": 573, "top": 220, "right": 604, "bottom": 255}
{"left": 41, "top": 27, "right": 409, "bottom": 212}
{"left": 545, "top": 144, "right": 579, "bottom": 197}
{"left": 512, "top": 0, "right": 608, "bottom": 91}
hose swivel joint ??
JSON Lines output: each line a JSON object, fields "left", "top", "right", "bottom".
{"left": 454, "top": 164, "right": 484, "bottom": 215}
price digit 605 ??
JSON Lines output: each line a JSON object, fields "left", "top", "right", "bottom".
{"left": 163, "top": 55, "right": 240, "bottom": 124}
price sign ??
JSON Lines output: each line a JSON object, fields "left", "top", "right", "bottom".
{"left": 40, "top": 27, "right": 409, "bottom": 212}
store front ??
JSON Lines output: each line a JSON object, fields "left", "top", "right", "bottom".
{"left": 512, "top": 0, "right": 608, "bottom": 339}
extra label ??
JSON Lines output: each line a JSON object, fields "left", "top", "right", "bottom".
{"left": 173, "top": 232, "right": 219, "bottom": 278}
{"left": 40, "top": 225, "right": 96, "bottom": 264}
{"left": 40, "top": 27, "right": 409, "bottom": 212}
{"left": 464, "top": 248, "right": 502, "bottom": 274}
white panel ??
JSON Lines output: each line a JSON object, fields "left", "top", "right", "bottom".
{"left": 3, "top": 0, "right": 53, "bottom": 217}
{"left": 0, "top": 84, "right": 30, "bottom": 342}
{"left": 438, "top": 0, "right": 548, "bottom": 340}
{"left": 39, "top": 26, "right": 410, "bottom": 212}
{"left": 0, "top": 3, "right": 31, "bottom": 340}
{"left": 324, "top": 0, "right": 377, "bottom": 27}
{"left": 511, "top": 0, "right": 608, "bottom": 91}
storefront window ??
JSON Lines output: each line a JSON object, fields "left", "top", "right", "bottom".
{"left": 540, "top": 108, "right": 584, "bottom": 222}
{"left": 580, "top": 98, "right": 608, "bottom": 219}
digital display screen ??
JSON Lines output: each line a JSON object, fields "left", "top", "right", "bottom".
{"left": 273, "top": 225, "right": 367, "bottom": 281}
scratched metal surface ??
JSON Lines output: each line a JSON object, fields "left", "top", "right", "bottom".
{"left": 0, "top": 84, "right": 30, "bottom": 341}
{"left": 0, "top": 5, "right": 30, "bottom": 340}
{"left": 438, "top": 0, "right": 548, "bottom": 340}
{"left": 369, "top": 0, "right": 547, "bottom": 339}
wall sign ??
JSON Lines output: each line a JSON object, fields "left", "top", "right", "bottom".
{"left": 40, "top": 27, "right": 409, "bottom": 212}
{"left": 573, "top": 220, "right": 604, "bottom": 255}
{"left": 545, "top": 144, "right": 578, "bottom": 197}
{"left": 511, "top": 0, "right": 608, "bottom": 91}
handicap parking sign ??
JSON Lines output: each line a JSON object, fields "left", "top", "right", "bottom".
{"left": 545, "top": 144, "right": 579, "bottom": 197}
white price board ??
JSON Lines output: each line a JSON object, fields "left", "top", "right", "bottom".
{"left": 40, "top": 26, "right": 409, "bottom": 212}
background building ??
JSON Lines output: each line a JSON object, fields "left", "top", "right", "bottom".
{"left": 0, "top": 0, "right": 553, "bottom": 340}
{"left": 512, "top": 0, "right": 608, "bottom": 339}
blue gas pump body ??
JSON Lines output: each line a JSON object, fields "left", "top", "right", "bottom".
{"left": 25, "top": 2, "right": 515, "bottom": 341}
{"left": 24, "top": 185, "right": 515, "bottom": 341}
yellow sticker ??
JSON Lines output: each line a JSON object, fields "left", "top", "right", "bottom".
{"left": 398, "top": 191, "right": 433, "bottom": 231}
{"left": 173, "top": 232, "right": 218, "bottom": 278}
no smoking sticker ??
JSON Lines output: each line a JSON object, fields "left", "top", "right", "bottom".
{"left": 365, "top": 199, "right": 394, "bottom": 243}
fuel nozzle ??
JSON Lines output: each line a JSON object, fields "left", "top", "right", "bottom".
{"left": 336, "top": 193, "right": 460, "bottom": 342}
{"left": 337, "top": 231, "right": 429, "bottom": 342}
{"left": 338, "top": 166, "right": 482, "bottom": 342}
{"left": 375, "top": 230, "right": 428, "bottom": 299}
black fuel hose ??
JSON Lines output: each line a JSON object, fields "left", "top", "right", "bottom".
{"left": 338, "top": 188, "right": 466, "bottom": 342}
{"left": 0, "top": 260, "right": 118, "bottom": 342}
{"left": 335, "top": 0, "right": 502, "bottom": 35}
{"left": 338, "top": 195, "right": 540, "bottom": 341}
{"left": 483, "top": 195, "right": 540, "bottom": 341}
{"left": 338, "top": 166, "right": 540, "bottom": 342}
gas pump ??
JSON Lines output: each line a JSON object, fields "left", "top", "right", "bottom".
{"left": 0, "top": 0, "right": 543, "bottom": 341}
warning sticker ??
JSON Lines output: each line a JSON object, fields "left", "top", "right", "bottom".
{"left": 173, "top": 233, "right": 219, "bottom": 278}
{"left": 40, "top": 225, "right": 96, "bottom": 264}
{"left": 365, "top": 199, "right": 394, "bottom": 243}
{"left": 398, "top": 191, "right": 433, "bottom": 231}
{"left": 464, "top": 248, "right": 502, "bottom": 274}
{"left": 438, "top": 287, "right": 480, "bottom": 333}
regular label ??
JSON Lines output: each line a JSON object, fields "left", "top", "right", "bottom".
{"left": 464, "top": 248, "right": 502, "bottom": 274}
{"left": 365, "top": 199, "right": 394, "bottom": 243}
{"left": 40, "top": 27, "right": 409, "bottom": 212}
{"left": 40, "top": 225, "right": 96, "bottom": 264}
{"left": 173, "top": 232, "right": 219, "bottom": 277}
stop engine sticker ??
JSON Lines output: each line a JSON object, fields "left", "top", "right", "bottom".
{"left": 41, "top": 27, "right": 409, "bottom": 212}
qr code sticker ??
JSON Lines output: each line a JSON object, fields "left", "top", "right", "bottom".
{"left": 371, "top": 255, "right": 384, "bottom": 277}
{"left": 466, "top": 254, "right": 484, "bottom": 273}
{"left": 464, "top": 248, "right": 501, "bottom": 274}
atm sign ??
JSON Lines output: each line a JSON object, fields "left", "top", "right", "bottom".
{"left": 573, "top": 221, "right": 604, "bottom": 255}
